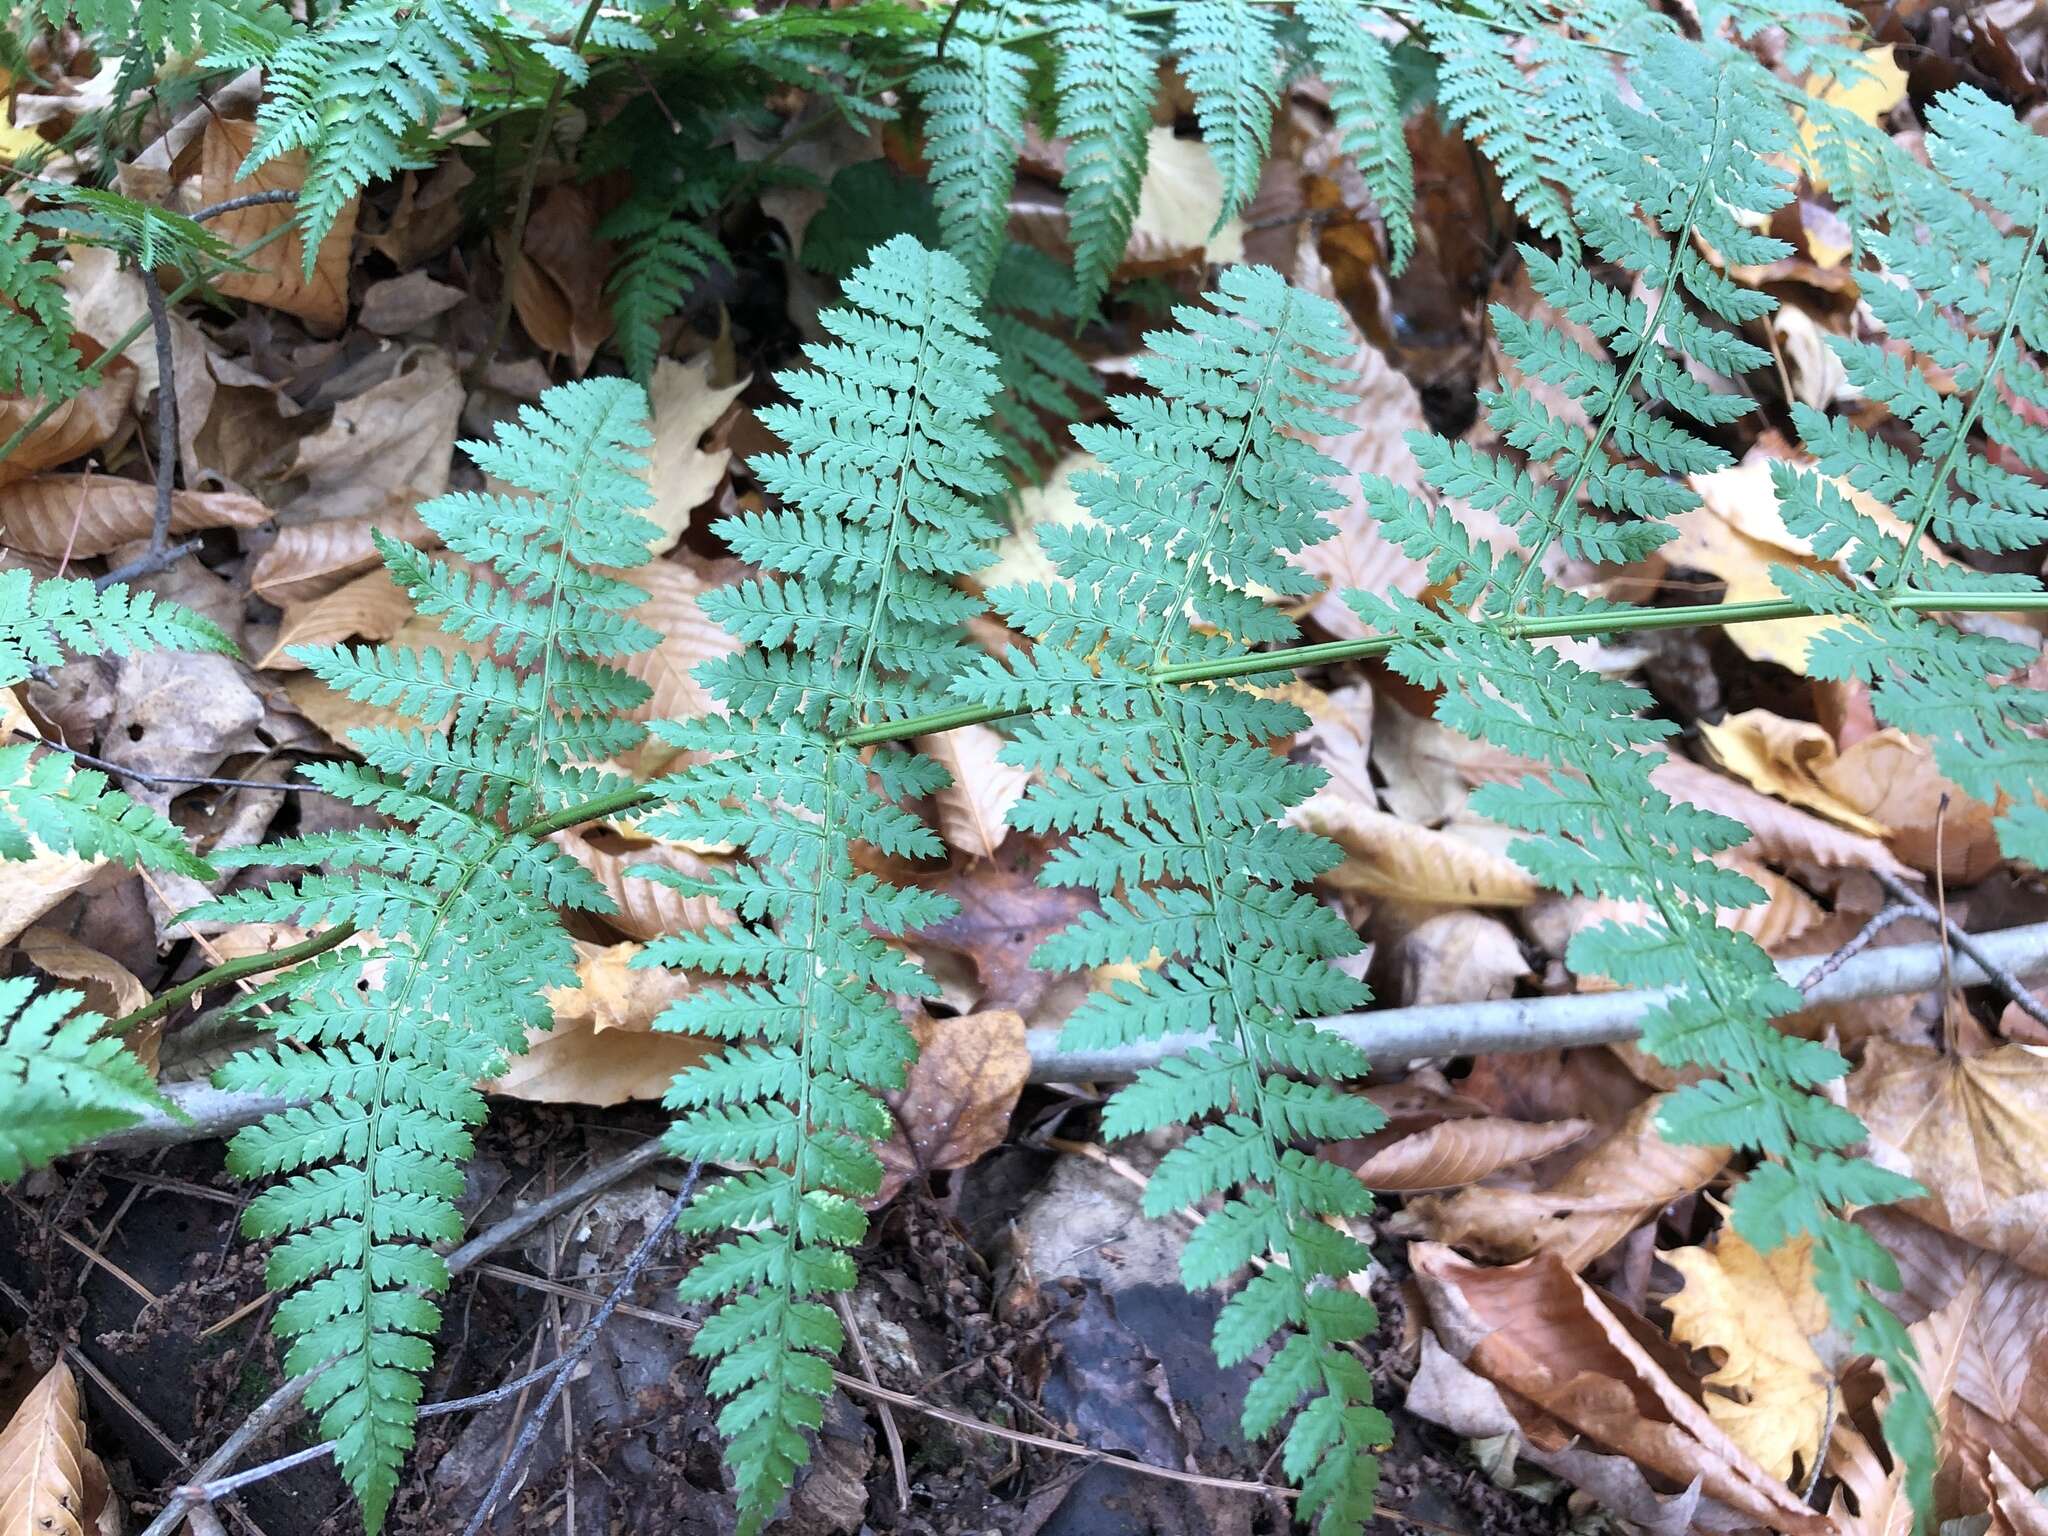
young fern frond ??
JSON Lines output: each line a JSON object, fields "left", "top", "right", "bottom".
{"left": 1049, "top": 0, "right": 1163, "bottom": 315}
{"left": 0, "top": 979, "right": 166, "bottom": 1184}
{"left": 0, "top": 203, "right": 80, "bottom": 400}
{"left": 639, "top": 236, "right": 1006, "bottom": 1534}
{"left": 911, "top": 2, "right": 1036, "bottom": 291}
{"left": 187, "top": 380, "right": 661, "bottom": 1532}
{"left": 1298, "top": 0, "right": 1414, "bottom": 269}
{"left": 1349, "top": 41, "right": 1938, "bottom": 1519}
{"left": 1173, "top": 0, "right": 1281, "bottom": 230}
{"left": 955, "top": 268, "right": 1389, "bottom": 1533}
{"left": 1771, "top": 87, "right": 2048, "bottom": 866}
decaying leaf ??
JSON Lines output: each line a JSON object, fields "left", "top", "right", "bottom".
{"left": 505, "top": 183, "right": 615, "bottom": 375}
{"left": 0, "top": 475, "right": 269, "bottom": 559}
{"left": 1401, "top": 1095, "right": 1728, "bottom": 1270}
{"left": 876, "top": 1009, "right": 1028, "bottom": 1202}
{"left": 642, "top": 355, "right": 748, "bottom": 554}
{"left": 16, "top": 926, "right": 154, "bottom": 1074}
{"left": 617, "top": 557, "right": 743, "bottom": 773}
{"left": 486, "top": 941, "right": 713, "bottom": 1105}
{"left": 1663, "top": 1225, "right": 1832, "bottom": 1479}
{"left": 259, "top": 568, "right": 413, "bottom": 669}
{"left": 553, "top": 827, "right": 734, "bottom": 944}
{"left": 918, "top": 724, "right": 1030, "bottom": 861}
{"left": 198, "top": 115, "right": 356, "bottom": 334}
{"left": 0, "top": 368, "right": 134, "bottom": 492}
{"left": 249, "top": 501, "right": 438, "bottom": 606}
{"left": 1650, "top": 753, "right": 1907, "bottom": 878}
{"left": 1344, "top": 1114, "right": 1592, "bottom": 1193}
{"left": 1292, "top": 793, "right": 1540, "bottom": 906}
{"left": 288, "top": 348, "right": 462, "bottom": 525}
{"left": 0, "top": 1361, "right": 109, "bottom": 1536}
{"left": 1829, "top": 1276, "right": 1976, "bottom": 1536}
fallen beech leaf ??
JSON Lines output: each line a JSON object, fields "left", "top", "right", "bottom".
{"left": 1664, "top": 1226, "right": 1832, "bottom": 1479}
{"left": 976, "top": 451, "right": 1096, "bottom": 594}
{"left": 1651, "top": 753, "right": 1908, "bottom": 878}
{"left": 1120, "top": 129, "right": 1245, "bottom": 274}
{"left": 248, "top": 501, "right": 438, "bottom": 606}
{"left": 1989, "top": 1452, "right": 2048, "bottom": 1536}
{"left": 875, "top": 1009, "right": 1028, "bottom": 1202}
{"left": 1412, "top": 1243, "right": 1833, "bottom": 1536}
{"left": 1699, "top": 710, "right": 1892, "bottom": 837}
{"left": 0, "top": 692, "right": 101, "bottom": 945}
{"left": 553, "top": 827, "right": 734, "bottom": 943}
{"left": 1829, "top": 1277, "right": 1974, "bottom": 1536}
{"left": 915, "top": 858, "right": 1096, "bottom": 1021}
{"left": 16, "top": 926, "right": 154, "bottom": 1074}
{"left": 1292, "top": 794, "right": 1540, "bottom": 906}
{"left": 1389, "top": 910, "right": 1529, "bottom": 1007}
{"left": 1346, "top": 1115, "right": 1591, "bottom": 1193}
{"left": 0, "top": 475, "right": 269, "bottom": 559}
{"left": 358, "top": 270, "right": 465, "bottom": 335}
{"left": 259, "top": 568, "right": 414, "bottom": 670}
{"left": 617, "top": 557, "right": 742, "bottom": 773}
{"left": 1371, "top": 695, "right": 1536, "bottom": 826}
{"left": 487, "top": 940, "right": 713, "bottom": 1105}
{"left": 1401, "top": 1095, "right": 1728, "bottom": 1270}
{"left": 0, "top": 1361, "right": 110, "bottom": 1536}
{"left": 1797, "top": 46, "right": 1909, "bottom": 188}
{"left": 505, "top": 183, "right": 614, "bottom": 374}
{"left": 1723, "top": 855, "right": 1827, "bottom": 951}
{"left": 1851, "top": 1040, "right": 2048, "bottom": 1276}
{"left": 198, "top": 116, "right": 356, "bottom": 334}
{"left": 289, "top": 348, "right": 461, "bottom": 524}
{"left": 919, "top": 724, "right": 1030, "bottom": 861}
{"left": 1299, "top": 682, "right": 1375, "bottom": 805}
{"left": 1813, "top": 730, "right": 2002, "bottom": 885}
{"left": 642, "top": 355, "right": 749, "bottom": 554}
{"left": 0, "top": 368, "right": 134, "bottom": 491}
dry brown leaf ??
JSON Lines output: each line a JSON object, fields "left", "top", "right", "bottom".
{"left": 977, "top": 452, "right": 1097, "bottom": 595}
{"left": 1412, "top": 1243, "right": 1834, "bottom": 1536}
{"left": 1389, "top": 910, "right": 1529, "bottom": 1006}
{"left": 486, "top": 940, "right": 714, "bottom": 1105}
{"left": 1650, "top": 752, "right": 1908, "bottom": 878}
{"left": 875, "top": 1009, "right": 1028, "bottom": 1203}
{"left": 197, "top": 116, "right": 355, "bottom": 333}
{"left": 505, "top": 182, "right": 613, "bottom": 374}
{"left": 258, "top": 568, "right": 413, "bottom": 670}
{"left": 0, "top": 474, "right": 269, "bottom": 559}
{"left": 918, "top": 725, "right": 1029, "bottom": 861}
{"left": 1299, "top": 682, "right": 1375, "bottom": 805}
{"left": 248, "top": 501, "right": 438, "bottom": 606}
{"left": 553, "top": 828, "right": 733, "bottom": 943}
{"left": 1401, "top": 1095, "right": 1729, "bottom": 1270}
{"left": 16, "top": 926, "right": 154, "bottom": 1075}
{"left": 0, "top": 692, "right": 101, "bottom": 945}
{"left": 1723, "top": 856, "right": 1828, "bottom": 951}
{"left": 1851, "top": 1040, "right": 2048, "bottom": 1276}
{"left": 1292, "top": 794, "right": 1539, "bottom": 906}
{"left": 0, "top": 367, "right": 134, "bottom": 491}
{"left": 1371, "top": 695, "right": 1535, "bottom": 826}
{"left": 0, "top": 1362, "right": 109, "bottom": 1536}
{"left": 1664, "top": 1226, "right": 1832, "bottom": 1479}
{"left": 1119, "top": 129, "right": 1246, "bottom": 274}
{"left": 1814, "top": 730, "right": 2002, "bottom": 884}
{"left": 358, "top": 270, "right": 465, "bottom": 335}
{"left": 1831, "top": 1279, "right": 1974, "bottom": 1536}
{"left": 615, "top": 557, "right": 742, "bottom": 773}
{"left": 643, "top": 355, "right": 748, "bottom": 554}
{"left": 1699, "top": 711, "right": 1893, "bottom": 837}
{"left": 1345, "top": 1115, "right": 1591, "bottom": 1193}
{"left": 289, "top": 348, "right": 461, "bottom": 524}
{"left": 1989, "top": 1452, "right": 2048, "bottom": 1536}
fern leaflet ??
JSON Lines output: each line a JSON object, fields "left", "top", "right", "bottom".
{"left": 1049, "top": 0, "right": 1162, "bottom": 315}
{"left": 911, "top": 2, "right": 1036, "bottom": 291}
{"left": 1299, "top": 0, "right": 1415, "bottom": 269}
{"left": 0, "top": 979, "right": 166, "bottom": 1184}
{"left": 1172, "top": 0, "right": 1281, "bottom": 230}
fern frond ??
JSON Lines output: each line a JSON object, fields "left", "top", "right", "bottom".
{"left": 1298, "top": 0, "right": 1414, "bottom": 269}
{"left": 911, "top": 3, "right": 1036, "bottom": 290}
{"left": 643, "top": 235, "right": 1005, "bottom": 1534}
{"left": 1171, "top": 0, "right": 1280, "bottom": 229}
{"left": 0, "top": 202, "right": 80, "bottom": 400}
{"left": 191, "top": 379, "right": 660, "bottom": 1532}
{"left": 40, "top": 0, "right": 290, "bottom": 61}
{"left": 985, "top": 243, "right": 1100, "bottom": 481}
{"left": 1347, "top": 40, "right": 1939, "bottom": 1523}
{"left": 957, "top": 267, "right": 1389, "bottom": 1533}
{"left": 26, "top": 185, "right": 240, "bottom": 275}
{"left": 0, "top": 979, "right": 166, "bottom": 1184}
{"left": 1048, "top": 0, "right": 1162, "bottom": 315}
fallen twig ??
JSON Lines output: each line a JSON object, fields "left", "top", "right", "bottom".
{"left": 95, "top": 263, "right": 193, "bottom": 590}
{"left": 1873, "top": 869, "right": 2048, "bottom": 1028}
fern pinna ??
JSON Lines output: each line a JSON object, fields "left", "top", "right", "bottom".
{"left": 1770, "top": 87, "right": 2048, "bottom": 867}
{"left": 191, "top": 380, "right": 661, "bottom": 1530}
{"left": 956, "top": 268, "right": 1389, "bottom": 1532}
{"left": 1349, "top": 41, "right": 1937, "bottom": 1514}
{"left": 636, "top": 236, "right": 1005, "bottom": 1533}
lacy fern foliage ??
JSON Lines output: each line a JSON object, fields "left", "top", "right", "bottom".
{"left": 192, "top": 379, "right": 660, "bottom": 1531}
{"left": 0, "top": 979, "right": 165, "bottom": 1184}
{"left": 640, "top": 235, "right": 1005, "bottom": 1534}
{"left": 958, "top": 268, "right": 1390, "bottom": 1533}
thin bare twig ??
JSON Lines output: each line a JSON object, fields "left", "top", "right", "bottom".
{"left": 96, "top": 263, "right": 190, "bottom": 591}
{"left": 9, "top": 729, "right": 303, "bottom": 792}
{"left": 835, "top": 1289, "right": 911, "bottom": 1512}
{"left": 457, "top": 1160, "right": 703, "bottom": 1536}
{"left": 192, "top": 189, "right": 298, "bottom": 223}
{"left": 1873, "top": 868, "right": 2048, "bottom": 1028}
{"left": 1797, "top": 905, "right": 1907, "bottom": 995}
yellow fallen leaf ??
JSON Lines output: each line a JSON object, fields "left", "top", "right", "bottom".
{"left": 1291, "top": 794, "right": 1540, "bottom": 907}
{"left": 486, "top": 940, "right": 713, "bottom": 1105}
{"left": 1700, "top": 710, "right": 1892, "bottom": 838}
{"left": 1665, "top": 1225, "right": 1832, "bottom": 1479}
{"left": 643, "top": 354, "right": 748, "bottom": 554}
{"left": 1797, "top": 47, "right": 1910, "bottom": 189}
{"left": 0, "top": 1362, "right": 109, "bottom": 1536}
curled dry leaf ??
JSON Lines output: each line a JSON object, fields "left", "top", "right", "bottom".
{"left": 918, "top": 724, "right": 1030, "bottom": 861}
{"left": 0, "top": 1362, "right": 110, "bottom": 1536}
{"left": 198, "top": 115, "right": 356, "bottom": 334}
{"left": 1411, "top": 1243, "right": 1833, "bottom": 1536}
{"left": 0, "top": 475, "right": 269, "bottom": 559}
{"left": 1344, "top": 1115, "right": 1592, "bottom": 1193}
{"left": 643, "top": 355, "right": 750, "bottom": 555}
{"left": 1663, "top": 1225, "right": 1832, "bottom": 1480}
{"left": 875, "top": 1009, "right": 1028, "bottom": 1203}
{"left": 553, "top": 827, "right": 734, "bottom": 944}
{"left": 258, "top": 568, "right": 414, "bottom": 670}
{"left": 486, "top": 940, "right": 713, "bottom": 1106}
{"left": 1400, "top": 1095, "right": 1728, "bottom": 1271}
{"left": 0, "top": 693, "right": 101, "bottom": 946}
{"left": 249, "top": 500, "right": 438, "bottom": 606}
{"left": 1850, "top": 1039, "right": 2048, "bottom": 1277}
{"left": 1292, "top": 793, "right": 1540, "bottom": 906}
{"left": 505, "top": 182, "right": 614, "bottom": 375}
{"left": 0, "top": 367, "right": 134, "bottom": 492}
{"left": 16, "top": 926, "right": 155, "bottom": 1075}
{"left": 1650, "top": 752, "right": 1907, "bottom": 878}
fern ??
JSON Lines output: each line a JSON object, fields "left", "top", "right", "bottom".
{"left": 0, "top": 202, "right": 80, "bottom": 400}
{"left": 911, "top": 1, "right": 1037, "bottom": 290}
{"left": 230, "top": 0, "right": 497, "bottom": 269}
{"left": 1049, "top": 0, "right": 1162, "bottom": 315}
{"left": 637, "top": 235, "right": 1005, "bottom": 1534}
{"left": 984, "top": 242, "right": 1101, "bottom": 480}
{"left": 1770, "top": 88, "right": 2048, "bottom": 867}
{"left": 1348, "top": 40, "right": 1938, "bottom": 1519}
{"left": 1172, "top": 0, "right": 1281, "bottom": 229}
{"left": 35, "top": 0, "right": 289, "bottom": 63}
{"left": 955, "top": 267, "right": 1389, "bottom": 1533}
{"left": 187, "top": 380, "right": 660, "bottom": 1532}
{"left": 25, "top": 184, "right": 241, "bottom": 275}
{"left": 0, "top": 979, "right": 166, "bottom": 1184}
{"left": 1298, "top": 0, "right": 1414, "bottom": 269}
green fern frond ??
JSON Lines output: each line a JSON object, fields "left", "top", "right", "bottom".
{"left": 26, "top": 184, "right": 241, "bottom": 275}
{"left": 1048, "top": 0, "right": 1162, "bottom": 315}
{"left": 985, "top": 242, "right": 1100, "bottom": 482}
{"left": 910, "top": 2, "right": 1037, "bottom": 290}
{"left": 1, "top": 571, "right": 233, "bottom": 685}
{"left": 1172, "top": 0, "right": 1280, "bottom": 229}
{"left": 189, "top": 379, "right": 660, "bottom": 1533}
{"left": 1347, "top": 40, "right": 1939, "bottom": 1524}
{"left": 1298, "top": 0, "right": 1414, "bottom": 269}
{"left": 641, "top": 235, "right": 1005, "bottom": 1534}
{"left": 0, "top": 202, "right": 80, "bottom": 400}
{"left": 40, "top": 0, "right": 290, "bottom": 61}
{"left": 0, "top": 979, "right": 166, "bottom": 1184}
{"left": 234, "top": 0, "right": 496, "bottom": 269}
{"left": 954, "top": 266, "right": 1389, "bottom": 1534}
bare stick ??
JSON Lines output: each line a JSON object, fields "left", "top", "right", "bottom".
{"left": 835, "top": 1289, "right": 911, "bottom": 1512}
{"left": 96, "top": 264, "right": 190, "bottom": 591}
{"left": 1797, "top": 906, "right": 1907, "bottom": 996}
{"left": 457, "top": 1160, "right": 703, "bottom": 1536}
{"left": 10, "top": 730, "right": 305, "bottom": 792}
{"left": 1873, "top": 870, "right": 2048, "bottom": 1028}
{"left": 193, "top": 190, "right": 298, "bottom": 223}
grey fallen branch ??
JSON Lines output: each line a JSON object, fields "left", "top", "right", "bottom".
{"left": 82, "top": 917, "right": 2048, "bottom": 1155}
